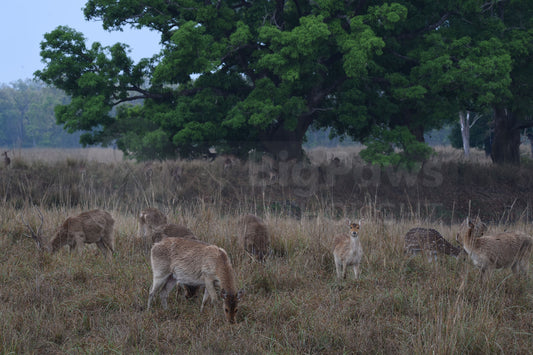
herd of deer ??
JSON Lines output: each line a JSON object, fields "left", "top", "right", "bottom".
{"left": 22, "top": 207, "right": 533, "bottom": 324}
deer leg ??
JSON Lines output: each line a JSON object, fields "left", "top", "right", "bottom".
{"left": 70, "top": 233, "right": 84, "bottom": 255}
{"left": 341, "top": 261, "right": 348, "bottom": 279}
{"left": 147, "top": 273, "right": 172, "bottom": 310}
{"left": 201, "top": 279, "right": 218, "bottom": 311}
{"left": 159, "top": 276, "right": 178, "bottom": 309}
{"left": 334, "top": 255, "right": 342, "bottom": 279}
{"left": 352, "top": 264, "right": 359, "bottom": 279}
{"left": 96, "top": 241, "right": 111, "bottom": 258}
{"left": 480, "top": 267, "right": 489, "bottom": 282}
{"left": 200, "top": 288, "right": 210, "bottom": 312}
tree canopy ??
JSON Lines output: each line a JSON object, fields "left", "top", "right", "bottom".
{"left": 35, "top": 0, "right": 532, "bottom": 164}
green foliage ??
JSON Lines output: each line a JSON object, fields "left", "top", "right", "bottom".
{"left": 33, "top": 0, "right": 533, "bottom": 165}
{"left": 360, "top": 126, "right": 434, "bottom": 170}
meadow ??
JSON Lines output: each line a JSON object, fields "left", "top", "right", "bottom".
{"left": 1, "top": 147, "right": 533, "bottom": 354}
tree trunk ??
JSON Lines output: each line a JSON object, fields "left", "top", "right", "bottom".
{"left": 490, "top": 107, "right": 521, "bottom": 165}
{"left": 258, "top": 117, "right": 312, "bottom": 161}
{"left": 459, "top": 111, "right": 470, "bottom": 158}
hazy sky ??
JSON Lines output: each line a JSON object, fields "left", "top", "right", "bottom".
{"left": 0, "top": 0, "right": 162, "bottom": 84}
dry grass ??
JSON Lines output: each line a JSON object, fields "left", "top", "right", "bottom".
{"left": 1, "top": 147, "right": 124, "bottom": 164}
{"left": 2, "top": 203, "right": 533, "bottom": 354}
{"left": 1, "top": 147, "right": 533, "bottom": 353}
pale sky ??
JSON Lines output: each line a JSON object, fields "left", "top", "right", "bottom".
{"left": 0, "top": 0, "right": 162, "bottom": 84}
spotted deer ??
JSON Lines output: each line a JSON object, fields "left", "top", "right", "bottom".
{"left": 404, "top": 228, "right": 463, "bottom": 261}
{"left": 147, "top": 237, "right": 244, "bottom": 323}
{"left": 240, "top": 214, "right": 270, "bottom": 261}
{"left": 457, "top": 217, "right": 533, "bottom": 281}
{"left": 23, "top": 209, "right": 115, "bottom": 258}
{"left": 333, "top": 220, "right": 363, "bottom": 279}
{"left": 138, "top": 207, "right": 167, "bottom": 239}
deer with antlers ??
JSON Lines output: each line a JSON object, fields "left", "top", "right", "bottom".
{"left": 23, "top": 208, "right": 115, "bottom": 258}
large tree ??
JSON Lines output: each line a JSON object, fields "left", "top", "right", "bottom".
{"left": 35, "top": 0, "right": 531, "bottom": 163}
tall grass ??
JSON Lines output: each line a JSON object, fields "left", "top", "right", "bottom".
{"left": 1, "top": 147, "right": 533, "bottom": 353}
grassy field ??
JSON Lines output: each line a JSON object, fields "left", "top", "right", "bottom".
{"left": 1, "top": 147, "right": 533, "bottom": 354}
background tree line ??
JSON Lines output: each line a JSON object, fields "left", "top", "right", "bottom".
{"left": 0, "top": 80, "right": 81, "bottom": 148}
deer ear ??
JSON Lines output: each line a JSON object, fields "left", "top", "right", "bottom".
{"left": 346, "top": 219, "right": 351, "bottom": 226}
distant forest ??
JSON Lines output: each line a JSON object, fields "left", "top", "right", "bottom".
{"left": 1, "top": 79, "right": 462, "bottom": 151}
{"left": 0, "top": 80, "right": 81, "bottom": 148}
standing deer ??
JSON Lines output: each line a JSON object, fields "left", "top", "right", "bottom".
{"left": 457, "top": 217, "right": 533, "bottom": 281}
{"left": 3, "top": 151, "right": 10, "bottom": 167}
{"left": 404, "top": 227, "right": 463, "bottom": 261}
{"left": 138, "top": 207, "right": 167, "bottom": 239}
{"left": 23, "top": 209, "right": 115, "bottom": 258}
{"left": 147, "top": 237, "right": 244, "bottom": 323}
{"left": 333, "top": 220, "right": 364, "bottom": 279}
{"left": 239, "top": 214, "right": 270, "bottom": 261}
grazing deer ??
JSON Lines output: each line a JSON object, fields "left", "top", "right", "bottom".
{"left": 457, "top": 216, "right": 487, "bottom": 240}
{"left": 138, "top": 207, "right": 167, "bottom": 239}
{"left": 150, "top": 223, "right": 197, "bottom": 244}
{"left": 147, "top": 237, "right": 244, "bottom": 323}
{"left": 23, "top": 209, "right": 115, "bottom": 258}
{"left": 404, "top": 227, "right": 463, "bottom": 261}
{"left": 457, "top": 217, "right": 533, "bottom": 281}
{"left": 240, "top": 214, "right": 270, "bottom": 261}
{"left": 3, "top": 151, "right": 10, "bottom": 167}
{"left": 333, "top": 220, "right": 364, "bottom": 279}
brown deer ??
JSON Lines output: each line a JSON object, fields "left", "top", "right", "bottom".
{"left": 222, "top": 155, "right": 240, "bottom": 171}
{"left": 404, "top": 227, "right": 463, "bottom": 261}
{"left": 147, "top": 237, "right": 244, "bottom": 323}
{"left": 456, "top": 217, "right": 533, "bottom": 281}
{"left": 333, "top": 220, "right": 364, "bottom": 279}
{"left": 239, "top": 214, "right": 270, "bottom": 261}
{"left": 150, "top": 223, "right": 197, "bottom": 244}
{"left": 138, "top": 207, "right": 167, "bottom": 239}
{"left": 23, "top": 209, "right": 115, "bottom": 258}
{"left": 3, "top": 151, "right": 10, "bottom": 167}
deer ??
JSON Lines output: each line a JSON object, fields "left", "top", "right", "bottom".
{"left": 3, "top": 151, "right": 10, "bottom": 167}
{"left": 148, "top": 223, "right": 201, "bottom": 298}
{"left": 456, "top": 217, "right": 533, "bottom": 281}
{"left": 23, "top": 209, "right": 115, "bottom": 258}
{"left": 404, "top": 227, "right": 463, "bottom": 261}
{"left": 239, "top": 214, "right": 270, "bottom": 261}
{"left": 333, "top": 219, "right": 364, "bottom": 279}
{"left": 147, "top": 237, "right": 244, "bottom": 323}
{"left": 222, "top": 155, "right": 240, "bottom": 171}
{"left": 150, "top": 223, "right": 197, "bottom": 244}
{"left": 138, "top": 207, "right": 167, "bottom": 239}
